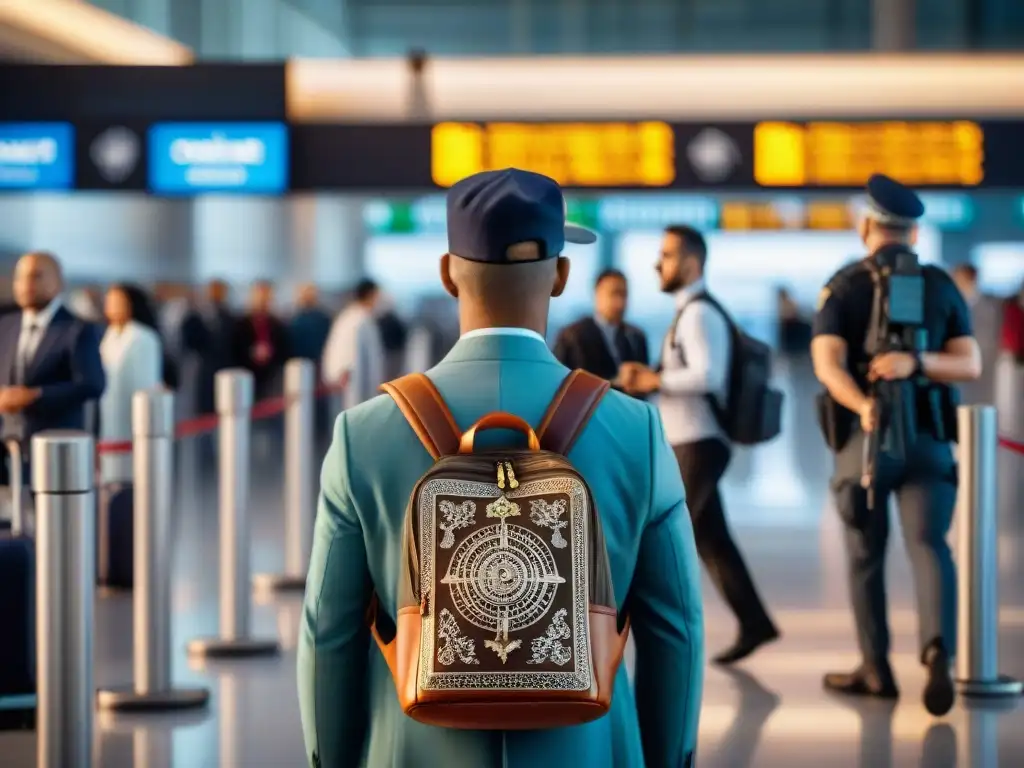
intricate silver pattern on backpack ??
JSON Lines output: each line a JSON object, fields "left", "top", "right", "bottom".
{"left": 417, "top": 476, "right": 592, "bottom": 692}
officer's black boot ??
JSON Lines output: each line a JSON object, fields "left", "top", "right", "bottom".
{"left": 823, "top": 661, "right": 899, "bottom": 699}
{"left": 922, "top": 639, "right": 955, "bottom": 716}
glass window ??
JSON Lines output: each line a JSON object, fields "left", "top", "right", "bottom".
{"left": 364, "top": 235, "right": 599, "bottom": 336}
{"left": 365, "top": 235, "right": 449, "bottom": 314}
{"left": 972, "top": 243, "right": 1024, "bottom": 296}
{"left": 616, "top": 227, "right": 941, "bottom": 360}
{"left": 549, "top": 242, "right": 601, "bottom": 338}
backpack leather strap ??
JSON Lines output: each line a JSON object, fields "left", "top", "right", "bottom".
{"left": 380, "top": 373, "right": 462, "bottom": 460}
{"left": 537, "top": 370, "right": 610, "bottom": 455}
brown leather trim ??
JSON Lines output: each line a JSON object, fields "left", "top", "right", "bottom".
{"left": 459, "top": 412, "right": 541, "bottom": 454}
{"left": 396, "top": 612, "right": 422, "bottom": 708}
{"left": 537, "top": 370, "right": 610, "bottom": 455}
{"left": 590, "top": 609, "right": 630, "bottom": 709}
{"left": 589, "top": 604, "right": 617, "bottom": 617}
{"left": 381, "top": 373, "right": 462, "bottom": 459}
{"left": 385, "top": 607, "right": 630, "bottom": 729}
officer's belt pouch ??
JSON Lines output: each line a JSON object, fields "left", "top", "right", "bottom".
{"left": 816, "top": 391, "right": 853, "bottom": 452}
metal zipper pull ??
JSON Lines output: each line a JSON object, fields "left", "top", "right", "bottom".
{"left": 496, "top": 462, "right": 506, "bottom": 489}
{"left": 505, "top": 461, "right": 518, "bottom": 489}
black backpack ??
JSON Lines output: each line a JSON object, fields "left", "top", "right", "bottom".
{"left": 377, "top": 311, "right": 408, "bottom": 352}
{"left": 671, "top": 293, "right": 784, "bottom": 446}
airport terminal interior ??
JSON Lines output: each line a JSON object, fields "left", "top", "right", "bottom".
{"left": 2, "top": 1, "right": 1024, "bottom": 766}
{"left": 0, "top": 401, "right": 1021, "bottom": 768}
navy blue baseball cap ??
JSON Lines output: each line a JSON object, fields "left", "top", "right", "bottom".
{"left": 446, "top": 168, "right": 597, "bottom": 264}
{"left": 865, "top": 173, "right": 925, "bottom": 226}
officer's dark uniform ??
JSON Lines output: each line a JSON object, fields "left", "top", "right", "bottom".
{"left": 811, "top": 175, "right": 973, "bottom": 715}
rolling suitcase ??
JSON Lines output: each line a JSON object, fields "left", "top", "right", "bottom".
{"left": 0, "top": 439, "right": 36, "bottom": 729}
{"left": 97, "top": 482, "right": 134, "bottom": 589}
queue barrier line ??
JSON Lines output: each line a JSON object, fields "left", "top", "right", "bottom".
{"left": 90, "top": 401, "right": 1024, "bottom": 458}
{"left": 999, "top": 436, "right": 1024, "bottom": 456}
{"left": 95, "top": 382, "right": 344, "bottom": 455}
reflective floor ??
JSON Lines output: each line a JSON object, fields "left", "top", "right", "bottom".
{"left": 2, "top": 361, "right": 1023, "bottom": 767}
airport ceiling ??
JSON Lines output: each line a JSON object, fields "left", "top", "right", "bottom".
{"left": 289, "top": 0, "right": 876, "bottom": 56}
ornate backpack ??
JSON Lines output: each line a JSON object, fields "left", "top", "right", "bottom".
{"left": 369, "top": 370, "right": 631, "bottom": 730}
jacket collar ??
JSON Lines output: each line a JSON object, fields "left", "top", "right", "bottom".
{"left": 440, "top": 327, "right": 555, "bottom": 364}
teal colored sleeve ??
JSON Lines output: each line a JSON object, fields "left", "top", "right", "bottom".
{"left": 631, "top": 405, "right": 705, "bottom": 766}
{"left": 297, "top": 412, "right": 373, "bottom": 767}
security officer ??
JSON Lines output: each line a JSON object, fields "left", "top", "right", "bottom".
{"left": 810, "top": 174, "right": 982, "bottom": 716}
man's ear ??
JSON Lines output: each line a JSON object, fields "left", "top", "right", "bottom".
{"left": 857, "top": 216, "right": 870, "bottom": 244}
{"left": 440, "top": 253, "right": 458, "bottom": 298}
{"left": 551, "top": 256, "right": 571, "bottom": 298}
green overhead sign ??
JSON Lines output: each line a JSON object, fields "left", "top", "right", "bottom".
{"left": 363, "top": 193, "right": 974, "bottom": 235}
{"left": 363, "top": 196, "right": 719, "bottom": 236}
{"left": 917, "top": 194, "right": 974, "bottom": 230}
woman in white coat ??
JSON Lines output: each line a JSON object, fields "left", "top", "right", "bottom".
{"left": 99, "top": 284, "right": 164, "bottom": 485}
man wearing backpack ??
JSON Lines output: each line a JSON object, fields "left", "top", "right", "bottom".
{"left": 298, "top": 169, "right": 704, "bottom": 768}
{"left": 619, "top": 225, "right": 780, "bottom": 666}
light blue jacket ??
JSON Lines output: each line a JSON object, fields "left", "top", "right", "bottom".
{"left": 298, "top": 329, "right": 704, "bottom": 768}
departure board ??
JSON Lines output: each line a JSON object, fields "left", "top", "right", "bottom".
{"left": 289, "top": 120, "right": 1024, "bottom": 191}
{"left": 430, "top": 121, "right": 677, "bottom": 188}
{"left": 719, "top": 200, "right": 858, "bottom": 230}
{"left": 753, "top": 121, "right": 985, "bottom": 188}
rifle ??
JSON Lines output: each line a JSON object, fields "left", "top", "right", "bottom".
{"left": 859, "top": 246, "right": 926, "bottom": 510}
{"left": 860, "top": 383, "right": 895, "bottom": 510}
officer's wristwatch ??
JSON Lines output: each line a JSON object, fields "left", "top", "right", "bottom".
{"left": 911, "top": 351, "right": 924, "bottom": 378}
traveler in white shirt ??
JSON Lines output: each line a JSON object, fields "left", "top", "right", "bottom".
{"left": 950, "top": 263, "right": 1002, "bottom": 405}
{"left": 620, "top": 224, "right": 779, "bottom": 665}
{"left": 321, "top": 279, "right": 386, "bottom": 410}
{"left": 98, "top": 284, "right": 163, "bottom": 485}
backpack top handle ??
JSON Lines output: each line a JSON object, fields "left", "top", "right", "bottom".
{"left": 458, "top": 412, "right": 540, "bottom": 454}
{"left": 382, "top": 369, "right": 609, "bottom": 460}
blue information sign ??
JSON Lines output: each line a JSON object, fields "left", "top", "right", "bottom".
{"left": 0, "top": 123, "right": 74, "bottom": 191}
{"left": 148, "top": 122, "right": 289, "bottom": 195}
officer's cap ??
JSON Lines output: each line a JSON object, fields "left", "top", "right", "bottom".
{"left": 865, "top": 174, "right": 925, "bottom": 227}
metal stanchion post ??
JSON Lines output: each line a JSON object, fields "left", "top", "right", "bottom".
{"left": 33, "top": 431, "right": 95, "bottom": 768}
{"left": 98, "top": 390, "right": 210, "bottom": 711}
{"left": 188, "top": 370, "right": 279, "bottom": 658}
{"left": 955, "top": 405, "right": 1023, "bottom": 698}
{"left": 254, "top": 358, "right": 315, "bottom": 592}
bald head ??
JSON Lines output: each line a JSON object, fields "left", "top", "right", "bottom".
{"left": 296, "top": 283, "right": 318, "bottom": 309}
{"left": 14, "top": 251, "right": 63, "bottom": 311}
{"left": 440, "top": 252, "right": 570, "bottom": 335}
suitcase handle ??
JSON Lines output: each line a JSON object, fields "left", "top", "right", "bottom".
{"left": 5, "top": 439, "right": 23, "bottom": 537}
{"left": 458, "top": 412, "right": 540, "bottom": 454}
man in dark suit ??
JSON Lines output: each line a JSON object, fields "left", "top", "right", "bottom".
{"left": 0, "top": 251, "right": 105, "bottom": 444}
{"left": 232, "top": 279, "right": 289, "bottom": 400}
{"left": 179, "top": 279, "right": 237, "bottom": 416}
{"left": 553, "top": 268, "right": 649, "bottom": 391}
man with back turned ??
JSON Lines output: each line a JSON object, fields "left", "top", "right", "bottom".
{"left": 298, "top": 168, "right": 704, "bottom": 768}
{"left": 811, "top": 174, "right": 981, "bottom": 716}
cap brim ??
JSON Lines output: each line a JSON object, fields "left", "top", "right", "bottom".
{"left": 565, "top": 222, "right": 597, "bottom": 245}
